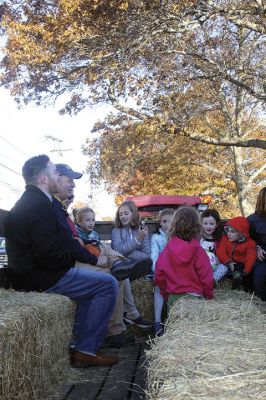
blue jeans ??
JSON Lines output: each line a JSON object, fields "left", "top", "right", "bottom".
{"left": 253, "top": 260, "right": 266, "bottom": 301}
{"left": 46, "top": 267, "right": 119, "bottom": 355}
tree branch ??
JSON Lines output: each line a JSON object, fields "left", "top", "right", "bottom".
{"left": 246, "top": 161, "right": 266, "bottom": 189}
{"left": 178, "top": 128, "right": 266, "bottom": 150}
{"left": 107, "top": 83, "right": 147, "bottom": 121}
{"left": 190, "top": 161, "right": 233, "bottom": 180}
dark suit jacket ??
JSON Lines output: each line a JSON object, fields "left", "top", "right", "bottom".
{"left": 5, "top": 185, "right": 84, "bottom": 291}
{"left": 51, "top": 196, "right": 98, "bottom": 265}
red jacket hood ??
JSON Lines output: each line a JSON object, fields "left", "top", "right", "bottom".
{"left": 225, "top": 217, "right": 251, "bottom": 241}
{"left": 168, "top": 237, "right": 201, "bottom": 263}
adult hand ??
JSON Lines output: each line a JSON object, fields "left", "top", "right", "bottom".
{"left": 256, "top": 245, "right": 266, "bottom": 261}
{"left": 74, "top": 236, "right": 84, "bottom": 246}
{"left": 137, "top": 225, "right": 149, "bottom": 241}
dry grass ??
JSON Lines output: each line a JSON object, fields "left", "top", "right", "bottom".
{"left": 146, "top": 290, "right": 266, "bottom": 399}
{"left": 0, "top": 289, "right": 76, "bottom": 400}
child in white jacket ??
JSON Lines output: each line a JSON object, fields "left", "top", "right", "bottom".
{"left": 151, "top": 208, "right": 175, "bottom": 336}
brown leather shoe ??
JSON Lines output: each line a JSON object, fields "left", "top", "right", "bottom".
{"left": 71, "top": 351, "right": 119, "bottom": 368}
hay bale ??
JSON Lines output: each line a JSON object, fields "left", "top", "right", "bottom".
{"left": 146, "top": 290, "right": 266, "bottom": 399}
{"left": 0, "top": 289, "right": 76, "bottom": 400}
{"left": 131, "top": 277, "right": 154, "bottom": 322}
{"left": 216, "top": 277, "right": 233, "bottom": 290}
{"left": 130, "top": 278, "right": 155, "bottom": 336}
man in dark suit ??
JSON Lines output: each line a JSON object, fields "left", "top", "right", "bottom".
{"left": 5, "top": 155, "right": 119, "bottom": 367}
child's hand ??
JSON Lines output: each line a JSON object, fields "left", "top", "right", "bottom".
{"left": 256, "top": 245, "right": 266, "bottom": 261}
{"left": 137, "top": 225, "right": 149, "bottom": 241}
{"left": 228, "top": 262, "right": 236, "bottom": 272}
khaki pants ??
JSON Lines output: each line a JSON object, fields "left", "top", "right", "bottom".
{"left": 75, "top": 243, "right": 125, "bottom": 336}
{"left": 123, "top": 278, "right": 140, "bottom": 320}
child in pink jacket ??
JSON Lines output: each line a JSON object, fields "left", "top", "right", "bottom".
{"left": 155, "top": 206, "right": 214, "bottom": 308}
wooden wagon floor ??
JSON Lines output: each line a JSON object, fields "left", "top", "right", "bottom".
{"left": 49, "top": 338, "right": 150, "bottom": 400}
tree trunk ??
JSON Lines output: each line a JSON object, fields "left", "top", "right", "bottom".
{"left": 232, "top": 147, "right": 253, "bottom": 216}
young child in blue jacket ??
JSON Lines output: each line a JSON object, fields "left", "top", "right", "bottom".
{"left": 151, "top": 208, "right": 175, "bottom": 336}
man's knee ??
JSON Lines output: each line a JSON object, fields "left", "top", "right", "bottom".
{"left": 99, "top": 272, "right": 119, "bottom": 296}
{"left": 75, "top": 260, "right": 111, "bottom": 274}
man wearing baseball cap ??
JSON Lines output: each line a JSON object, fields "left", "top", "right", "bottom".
{"left": 53, "top": 163, "right": 141, "bottom": 348}
{"left": 56, "top": 163, "right": 83, "bottom": 179}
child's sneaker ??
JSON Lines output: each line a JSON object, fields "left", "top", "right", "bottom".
{"left": 154, "top": 322, "right": 164, "bottom": 337}
{"left": 232, "top": 271, "right": 242, "bottom": 290}
{"left": 124, "top": 314, "right": 153, "bottom": 329}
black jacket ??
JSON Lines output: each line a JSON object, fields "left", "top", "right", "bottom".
{"left": 247, "top": 212, "right": 266, "bottom": 251}
{"left": 51, "top": 196, "right": 98, "bottom": 265}
{"left": 6, "top": 185, "right": 80, "bottom": 291}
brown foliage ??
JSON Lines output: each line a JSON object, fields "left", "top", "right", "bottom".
{"left": 1, "top": 0, "right": 266, "bottom": 215}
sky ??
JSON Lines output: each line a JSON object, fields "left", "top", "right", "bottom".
{"left": 0, "top": 87, "right": 117, "bottom": 219}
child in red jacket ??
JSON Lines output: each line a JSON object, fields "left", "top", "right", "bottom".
{"left": 216, "top": 217, "right": 256, "bottom": 290}
{"left": 155, "top": 206, "right": 214, "bottom": 308}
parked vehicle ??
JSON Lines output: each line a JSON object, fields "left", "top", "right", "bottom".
{"left": 125, "top": 195, "right": 212, "bottom": 218}
{"left": 0, "top": 237, "right": 8, "bottom": 268}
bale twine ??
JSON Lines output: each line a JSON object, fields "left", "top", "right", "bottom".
{"left": 0, "top": 289, "right": 76, "bottom": 400}
{"left": 146, "top": 290, "right": 266, "bottom": 399}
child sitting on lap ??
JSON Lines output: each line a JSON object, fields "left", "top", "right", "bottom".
{"left": 155, "top": 206, "right": 213, "bottom": 310}
{"left": 75, "top": 207, "right": 100, "bottom": 242}
{"left": 74, "top": 207, "right": 126, "bottom": 271}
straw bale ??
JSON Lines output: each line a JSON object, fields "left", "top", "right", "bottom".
{"left": 216, "top": 277, "right": 233, "bottom": 290}
{"left": 146, "top": 290, "right": 266, "bottom": 399}
{"left": 0, "top": 289, "right": 76, "bottom": 400}
{"left": 130, "top": 278, "right": 155, "bottom": 336}
{"left": 131, "top": 277, "right": 154, "bottom": 322}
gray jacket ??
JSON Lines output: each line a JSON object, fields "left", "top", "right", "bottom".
{"left": 111, "top": 226, "right": 150, "bottom": 261}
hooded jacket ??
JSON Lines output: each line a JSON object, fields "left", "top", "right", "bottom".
{"left": 216, "top": 217, "right": 256, "bottom": 274}
{"left": 150, "top": 229, "right": 168, "bottom": 273}
{"left": 155, "top": 236, "right": 213, "bottom": 300}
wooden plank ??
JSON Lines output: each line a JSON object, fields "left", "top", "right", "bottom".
{"left": 46, "top": 384, "right": 74, "bottom": 400}
{"left": 54, "top": 341, "right": 148, "bottom": 400}
{"left": 130, "top": 343, "right": 149, "bottom": 400}
{"left": 97, "top": 343, "right": 141, "bottom": 400}
{"left": 66, "top": 381, "right": 103, "bottom": 400}
{"left": 66, "top": 365, "right": 110, "bottom": 400}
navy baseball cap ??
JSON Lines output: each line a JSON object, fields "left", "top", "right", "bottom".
{"left": 56, "top": 163, "right": 83, "bottom": 179}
